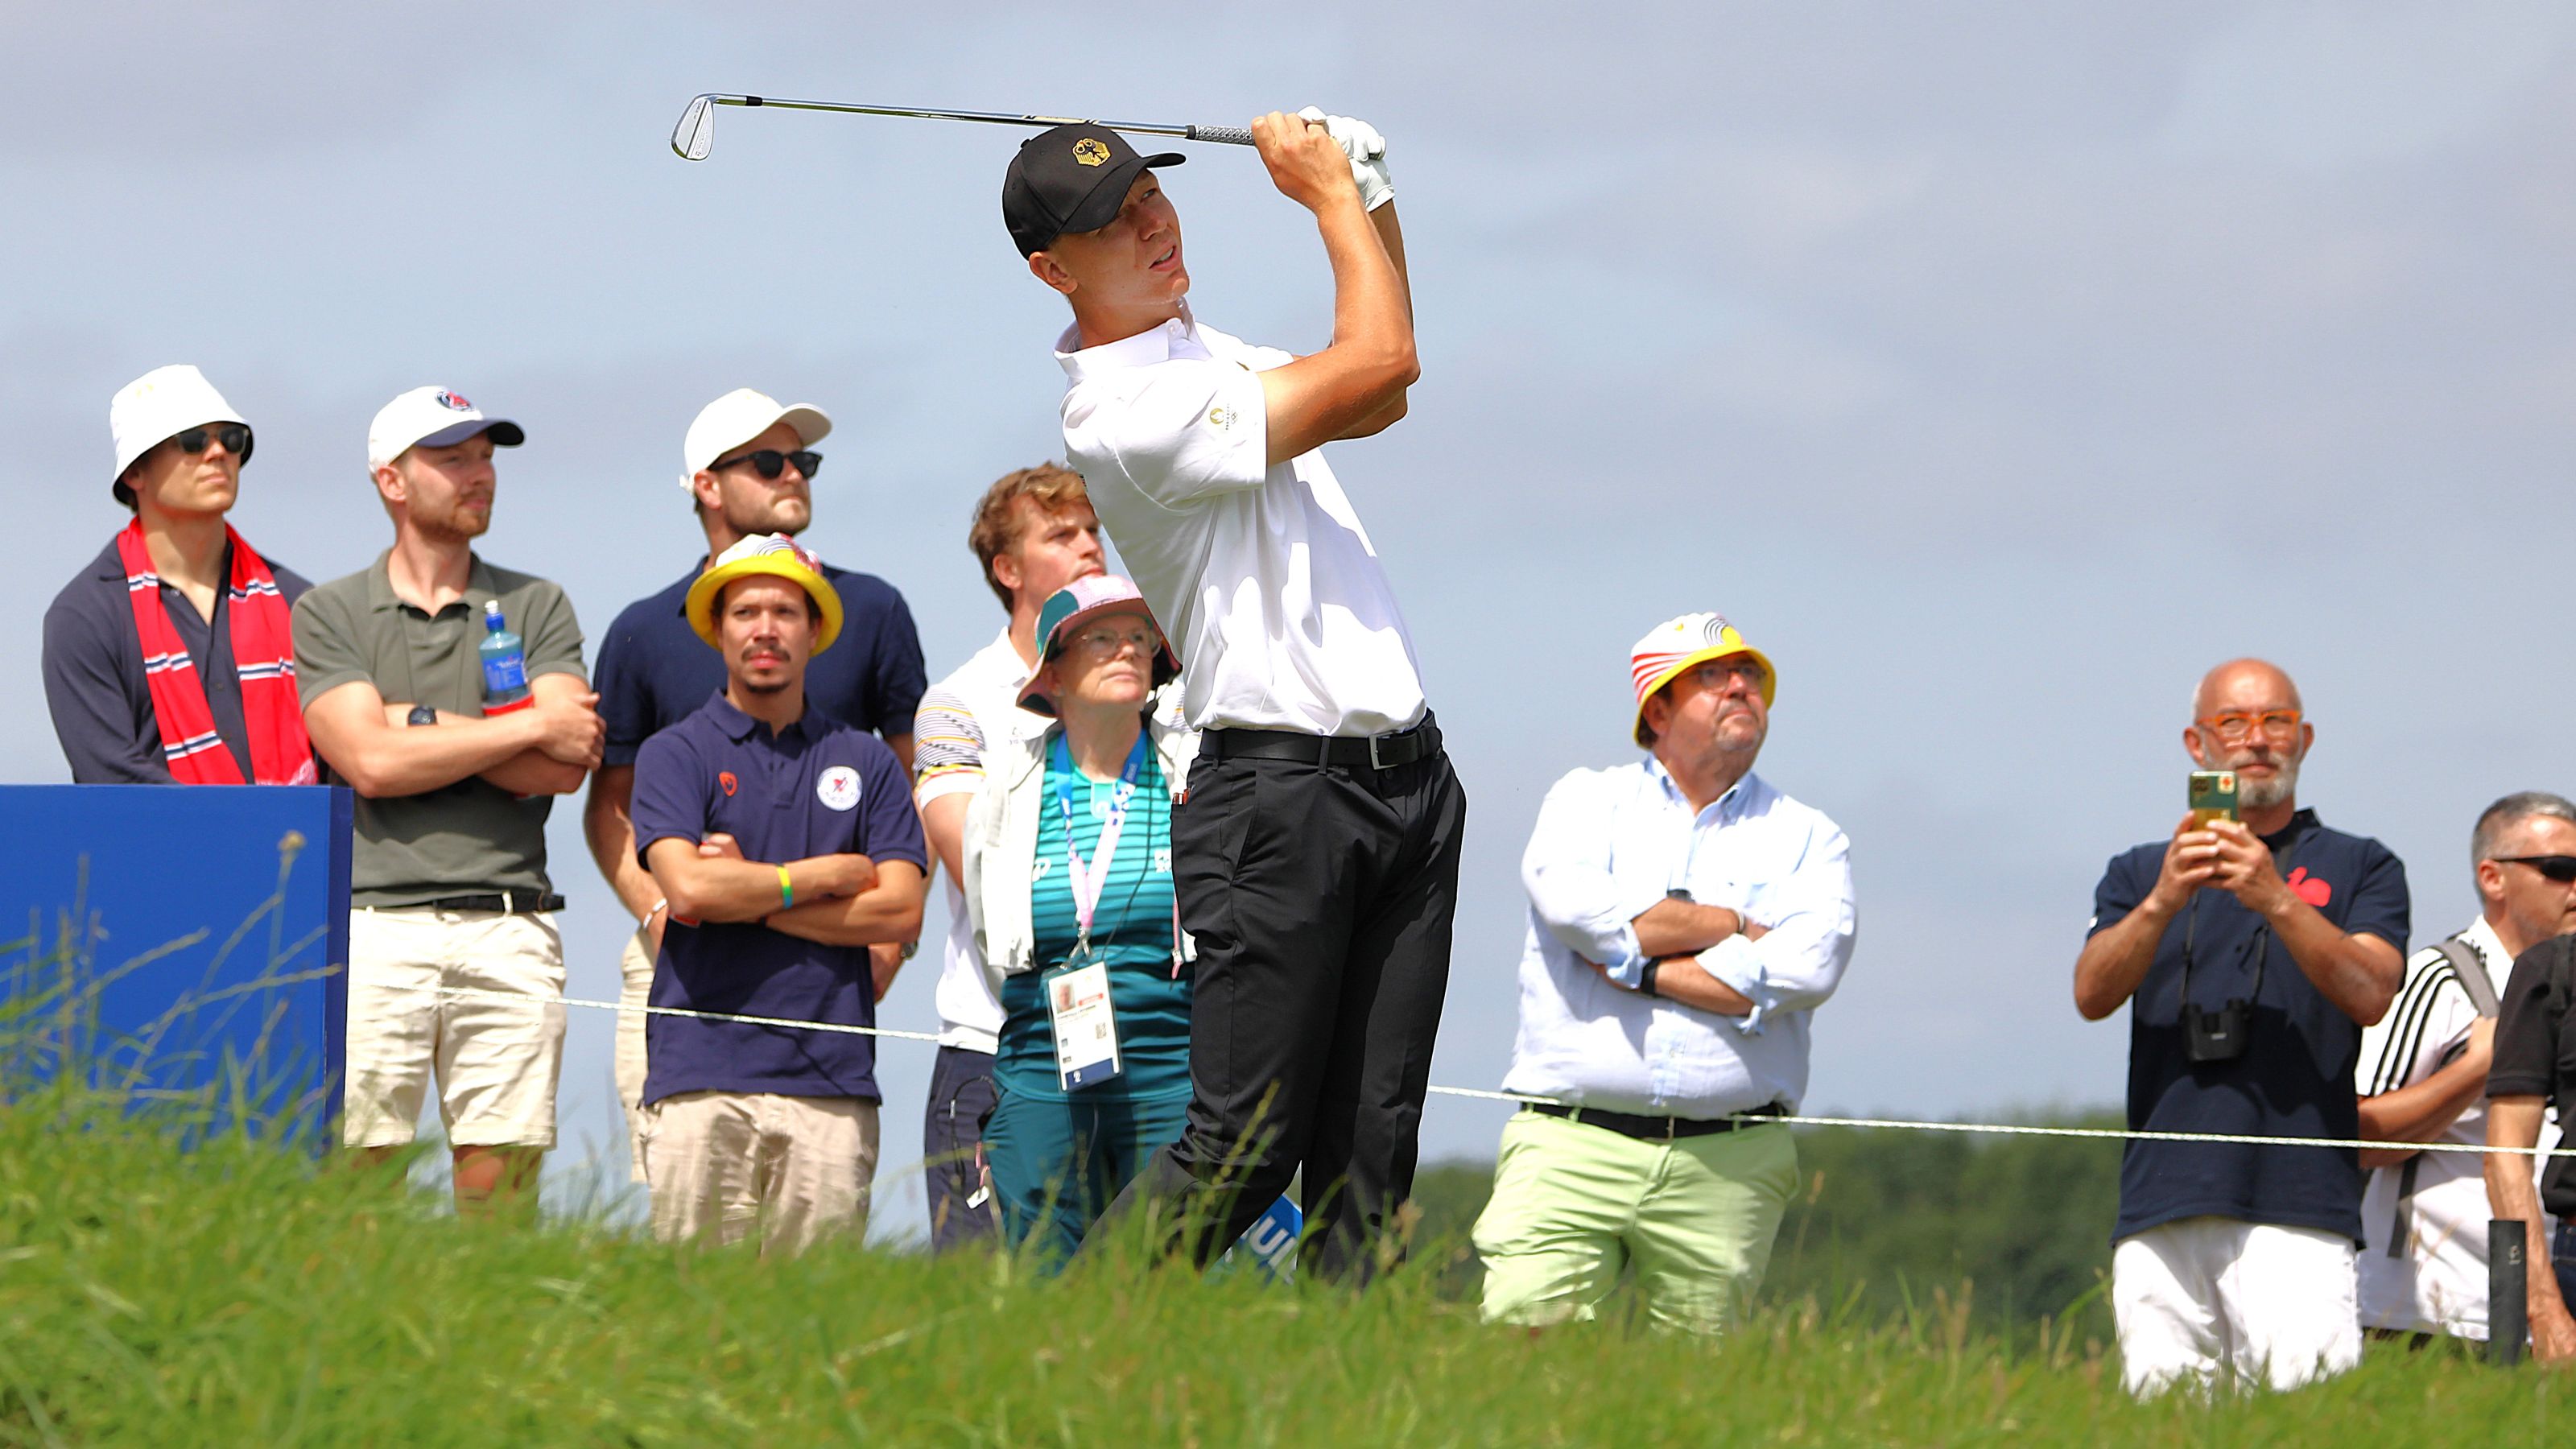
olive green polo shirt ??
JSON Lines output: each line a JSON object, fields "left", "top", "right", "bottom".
{"left": 291, "top": 551, "right": 587, "bottom": 907}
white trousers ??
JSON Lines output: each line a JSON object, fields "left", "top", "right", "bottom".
{"left": 2112, "top": 1216, "right": 2361, "bottom": 1396}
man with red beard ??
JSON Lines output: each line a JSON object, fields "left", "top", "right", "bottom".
{"left": 2074, "top": 658, "right": 2408, "bottom": 1395}
{"left": 295, "top": 386, "right": 603, "bottom": 1212}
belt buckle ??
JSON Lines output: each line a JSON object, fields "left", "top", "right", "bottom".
{"left": 1368, "top": 731, "right": 1397, "bottom": 771}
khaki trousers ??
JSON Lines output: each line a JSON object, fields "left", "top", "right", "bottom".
{"left": 642, "top": 1091, "right": 879, "bottom": 1256}
{"left": 614, "top": 925, "right": 652, "bottom": 1183}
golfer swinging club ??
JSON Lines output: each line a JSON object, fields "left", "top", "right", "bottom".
{"left": 1007, "top": 107, "right": 1465, "bottom": 1279}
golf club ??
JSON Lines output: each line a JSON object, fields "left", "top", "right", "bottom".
{"left": 671, "top": 93, "right": 1255, "bottom": 161}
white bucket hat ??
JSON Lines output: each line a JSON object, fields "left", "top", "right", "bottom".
{"left": 682, "top": 388, "right": 832, "bottom": 490}
{"left": 109, "top": 365, "right": 250, "bottom": 492}
{"left": 366, "top": 386, "right": 525, "bottom": 472}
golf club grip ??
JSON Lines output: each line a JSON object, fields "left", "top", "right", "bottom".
{"left": 1187, "top": 125, "right": 1255, "bottom": 147}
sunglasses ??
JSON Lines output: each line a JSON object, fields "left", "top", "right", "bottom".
{"left": 2494, "top": 855, "right": 2576, "bottom": 884}
{"left": 172, "top": 423, "right": 253, "bottom": 464}
{"left": 713, "top": 448, "right": 821, "bottom": 481}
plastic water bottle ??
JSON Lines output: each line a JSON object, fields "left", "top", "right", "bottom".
{"left": 479, "top": 601, "right": 533, "bottom": 716}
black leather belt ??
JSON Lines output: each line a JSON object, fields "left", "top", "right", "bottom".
{"left": 398, "top": 892, "right": 566, "bottom": 915}
{"left": 1199, "top": 713, "right": 1441, "bottom": 771}
{"left": 1525, "top": 1101, "right": 1785, "bottom": 1141}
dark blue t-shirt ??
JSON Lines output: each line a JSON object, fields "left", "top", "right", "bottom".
{"left": 2089, "top": 808, "right": 2409, "bottom": 1245}
{"left": 630, "top": 692, "right": 927, "bottom": 1104}
{"left": 595, "top": 559, "right": 927, "bottom": 768}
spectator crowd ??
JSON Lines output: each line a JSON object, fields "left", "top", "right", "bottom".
{"left": 30, "top": 107, "right": 2576, "bottom": 1398}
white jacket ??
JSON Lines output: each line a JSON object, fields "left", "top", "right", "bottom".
{"left": 962, "top": 699, "right": 1198, "bottom": 997}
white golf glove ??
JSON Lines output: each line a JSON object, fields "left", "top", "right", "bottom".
{"left": 1298, "top": 106, "right": 1393, "bottom": 212}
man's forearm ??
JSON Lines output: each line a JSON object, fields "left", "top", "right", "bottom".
{"left": 653, "top": 852, "right": 865, "bottom": 923}
{"left": 2358, "top": 1052, "right": 2489, "bottom": 1156}
{"left": 327, "top": 710, "right": 541, "bottom": 798}
{"left": 481, "top": 750, "right": 586, "bottom": 797}
{"left": 1316, "top": 193, "right": 1414, "bottom": 387}
{"left": 1632, "top": 898, "right": 1744, "bottom": 958}
{"left": 2074, "top": 904, "right": 2173, "bottom": 1020}
{"left": 1651, "top": 956, "right": 1752, "bottom": 1018}
{"left": 584, "top": 770, "right": 663, "bottom": 920}
{"left": 2266, "top": 895, "right": 2397, "bottom": 1025}
{"left": 766, "top": 869, "right": 926, "bottom": 948}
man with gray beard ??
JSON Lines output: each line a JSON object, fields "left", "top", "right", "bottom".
{"left": 2073, "top": 658, "right": 2408, "bottom": 1395}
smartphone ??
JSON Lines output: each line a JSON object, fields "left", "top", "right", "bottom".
{"left": 2189, "top": 770, "right": 2238, "bottom": 827}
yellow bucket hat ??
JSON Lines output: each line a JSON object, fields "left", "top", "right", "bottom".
{"left": 684, "top": 533, "right": 843, "bottom": 654}
{"left": 1629, "top": 612, "right": 1776, "bottom": 747}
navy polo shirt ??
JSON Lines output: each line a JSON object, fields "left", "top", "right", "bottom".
{"left": 630, "top": 692, "right": 927, "bottom": 1104}
{"left": 2089, "top": 808, "right": 2409, "bottom": 1245}
{"left": 41, "top": 537, "right": 312, "bottom": 784}
{"left": 594, "top": 559, "right": 926, "bottom": 769}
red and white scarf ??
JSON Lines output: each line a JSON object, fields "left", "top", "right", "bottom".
{"left": 114, "top": 518, "right": 316, "bottom": 786}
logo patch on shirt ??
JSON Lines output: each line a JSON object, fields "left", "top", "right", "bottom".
{"left": 1208, "top": 405, "right": 1236, "bottom": 431}
{"left": 718, "top": 770, "right": 738, "bottom": 797}
{"left": 2286, "top": 866, "right": 2332, "bottom": 908}
{"left": 817, "top": 765, "right": 861, "bottom": 811}
{"left": 1072, "top": 137, "right": 1111, "bottom": 167}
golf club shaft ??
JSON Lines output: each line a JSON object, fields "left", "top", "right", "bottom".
{"left": 673, "top": 93, "right": 1253, "bottom": 159}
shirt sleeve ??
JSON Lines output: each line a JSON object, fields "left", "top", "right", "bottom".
{"left": 2087, "top": 851, "right": 2149, "bottom": 939}
{"left": 592, "top": 612, "right": 652, "bottom": 769}
{"left": 855, "top": 741, "right": 928, "bottom": 871}
{"left": 629, "top": 732, "right": 708, "bottom": 868}
{"left": 1062, "top": 359, "right": 1269, "bottom": 509}
{"left": 290, "top": 590, "right": 374, "bottom": 708}
{"left": 41, "top": 591, "right": 172, "bottom": 784}
{"left": 866, "top": 589, "right": 928, "bottom": 740}
{"left": 1690, "top": 815, "right": 1858, "bottom": 1036}
{"left": 522, "top": 583, "right": 587, "bottom": 686}
{"left": 1520, "top": 770, "right": 1667, "bottom": 987}
{"left": 2491, "top": 940, "right": 2570, "bottom": 1099}
{"left": 910, "top": 679, "right": 988, "bottom": 807}
{"left": 2343, "top": 842, "right": 2411, "bottom": 954}
{"left": 2357, "top": 946, "right": 2471, "bottom": 1096}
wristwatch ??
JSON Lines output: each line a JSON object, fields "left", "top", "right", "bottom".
{"left": 1639, "top": 959, "right": 1662, "bottom": 997}
{"left": 407, "top": 704, "right": 438, "bottom": 727}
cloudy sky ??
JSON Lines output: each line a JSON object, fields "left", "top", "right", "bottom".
{"left": 7, "top": 2, "right": 2573, "bottom": 1236}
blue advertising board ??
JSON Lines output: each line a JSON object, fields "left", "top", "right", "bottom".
{"left": 0, "top": 785, "right": 351, "bottom": 1141}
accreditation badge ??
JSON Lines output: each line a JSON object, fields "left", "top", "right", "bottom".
{"left": 1047, "top": 960, "right": 1123, "bottom": 1092}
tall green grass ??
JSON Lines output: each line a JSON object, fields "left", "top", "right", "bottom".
{"left": 2, "top": 1081, "right": 2568, "bottom": 1447}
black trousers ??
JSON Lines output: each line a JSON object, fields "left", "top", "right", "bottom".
{"left": 923, "top": 1044, "right": 999, "bottom": 1253}
{"left": 1093, "top": 739, "right": 1467, "bottom": 1280}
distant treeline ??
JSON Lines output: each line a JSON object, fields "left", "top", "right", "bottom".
{"left": 1406, "top": 1111, "right": 2125, "bottom": 1347}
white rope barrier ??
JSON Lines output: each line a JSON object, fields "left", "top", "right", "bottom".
{"left": 402, "top": 984, "right": 2576, "bottom": 1159}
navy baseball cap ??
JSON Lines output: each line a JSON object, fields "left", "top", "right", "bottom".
{"left": 1003, "top": 124, "right": 1185, "bottom": 257}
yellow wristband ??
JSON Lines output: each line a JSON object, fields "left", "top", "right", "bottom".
{"left": 776, "top": 865, "right": 794, "bottom": 910}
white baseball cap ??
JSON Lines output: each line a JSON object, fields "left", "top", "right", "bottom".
{"left": 682, "top": 388, "right": 832, "bottom": 490}
{"left": 110, "top": 365, "right": 250, "bottom": 489}
{"left": 366, "top": 386, "right": 526, "bottom": 472}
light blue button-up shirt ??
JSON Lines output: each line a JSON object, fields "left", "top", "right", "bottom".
{"left": 1501, "top": 759, "right": 1856, "bottom": 1119}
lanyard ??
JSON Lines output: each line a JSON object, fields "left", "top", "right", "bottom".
{"left": 1051, "top": 732, "right": 1147, "bottom": 956}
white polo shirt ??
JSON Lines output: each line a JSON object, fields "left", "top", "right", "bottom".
{"left": 2354, "top": 914, "right": 2556, "bottom": 1340}
{"left": 908, "top": 625, "right": 1028, "bottom": 1055}
{"left": 1055, "top": 304, "right": 1426, "bottom": 737}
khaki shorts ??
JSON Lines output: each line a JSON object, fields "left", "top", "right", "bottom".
{"left": 642, "top": 1091, "right": 880, "bottom": 1256}
{"left": 341, "top": 906, "right": 566, "bottom": 1151}
{"left": 616, "top": 924, "right": 654, "bottom": 1183}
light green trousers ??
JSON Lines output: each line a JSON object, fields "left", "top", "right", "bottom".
{"left": 1472, "top": 1109, "right": 1798, "bottom": 1335}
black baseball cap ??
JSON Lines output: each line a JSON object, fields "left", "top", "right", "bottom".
{"left": 1002, "top": 124, "right": 1185, "bottom": 258}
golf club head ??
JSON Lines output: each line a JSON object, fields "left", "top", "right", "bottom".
{"left": 672, "top": 94, "right": 716, "bottom": 161}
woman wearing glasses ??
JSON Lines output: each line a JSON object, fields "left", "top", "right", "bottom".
{"left": 42, "top": 365, "right": 317, "bottom": 786}
{"left": 963, "top": 576, "right": 1195, "bottom": 1264}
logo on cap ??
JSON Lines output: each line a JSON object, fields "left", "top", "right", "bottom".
{"left": 435, "top": 390, "right": 473, "bottom": 411}
{"left": 1072, "top": 137, "right": 1111, "bottom": 167}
